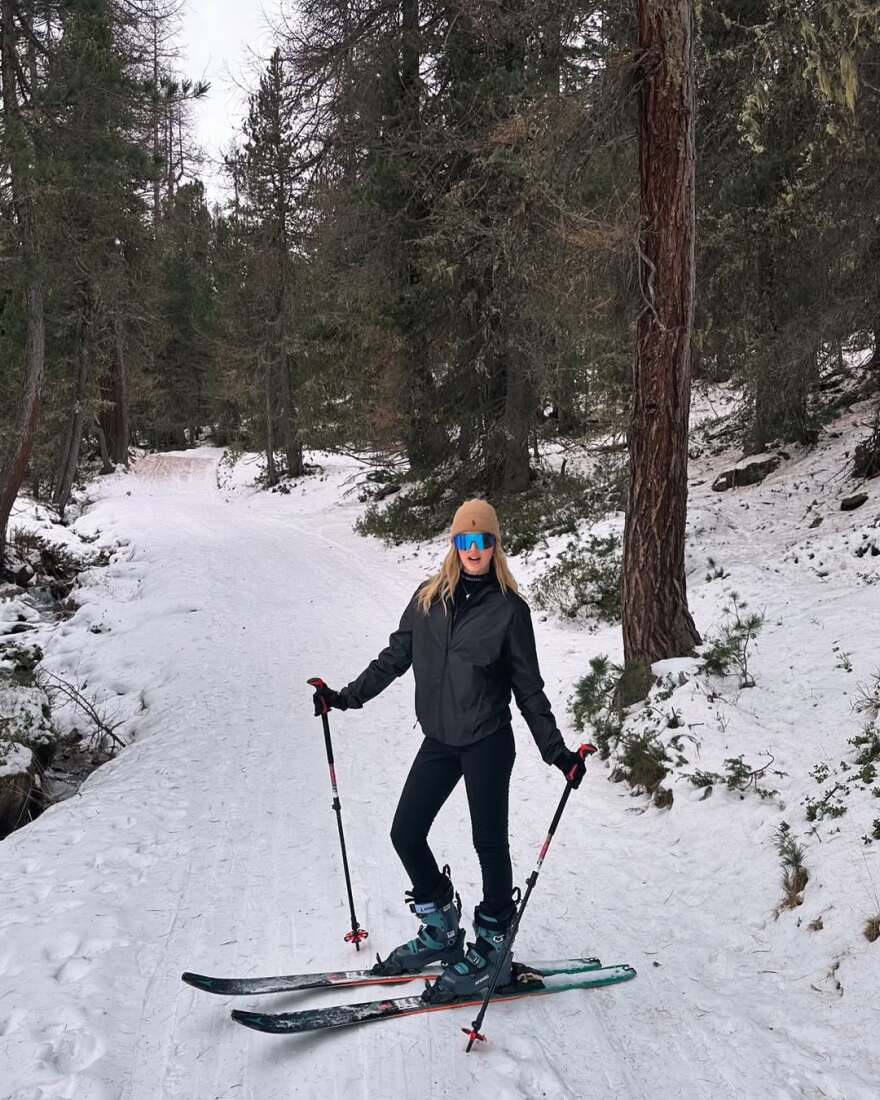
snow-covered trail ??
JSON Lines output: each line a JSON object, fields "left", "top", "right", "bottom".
{"left": 0, "top": 450, "right": 876, "bottom": 1099}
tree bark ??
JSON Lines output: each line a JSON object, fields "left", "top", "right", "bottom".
{"left": 484, "top": 343, "right": 532, "bottom": 496}
{"left": 0, "top": 0, "right": 46, "bottom": 571}
{"left": 281, "top": 348, "right": 304, "bottom": 478}
{"left": 151, "top": 15, "right": 161, "bottom": 225}
{"left": 100, "top": 315, "right": 130, "bottom": 466}
{"left": 54, "top": 288, "right": 94, "bottom": 517}
{"left": 263, "top": 355, "right": 278, "bottom": 487}
{"left": 398, "top": 0, "right": 447, "bottom": 476}
{"left": 95, "top": 418, "right": 113, "bottom": 475}
{"left": 621, "top": 0, "right": 701, "bottom": 675}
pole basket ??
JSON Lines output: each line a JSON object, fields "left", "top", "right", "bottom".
{"left": 344, "top": 928, "right": 369, "bottom": 946}
{"left": 462, "top": 1026, "right": 487, "bottom": 1050}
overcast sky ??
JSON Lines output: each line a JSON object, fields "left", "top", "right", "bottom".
{"left": 180, "top": 1, "right": 277, "bottom": 207}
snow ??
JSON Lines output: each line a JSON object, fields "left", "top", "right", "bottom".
{"left": 0, "top": 410, "right": 878, "bottom": 1098}
{"left": 0, "top": 740, "right": 31, "bottom": 779}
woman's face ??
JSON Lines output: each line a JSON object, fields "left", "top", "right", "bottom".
{"left": 457, "top": 542, "right": 495, "bottom": 575}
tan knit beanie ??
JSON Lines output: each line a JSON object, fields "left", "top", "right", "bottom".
{"left": 450, "top": 499, "right": 502, "bottom": 541}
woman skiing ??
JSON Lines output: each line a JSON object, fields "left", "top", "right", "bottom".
{"left": 311, "top": 498, "right": 585, "bottom": 999}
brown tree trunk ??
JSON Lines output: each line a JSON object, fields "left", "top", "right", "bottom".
{"left": 0, "top": 0, "right": 46, "bottom": 571}
{"left": 100, "top": 315, "right": 130, "bottom": 466}
{"left": 502, "top": 346, "right": 532, "bottom": 493}
{"left": 54, "top": 290, "right": 93, "bottom": 516}
{"left": 621, "top": 0, "right": 701, "bottom": 678}
{"left": 151, "top": 17, "right": 161, "bottom": 225}
{"left": 95, "top": 418, "right": 114, "bottom": 474}
{"left": 263, "top": 355, "right": 278, "bottom": 487}
{"left": 398, "top": 0, "right": 447, "bottom": 476}
{"left": 484, "top": 344, "right": 532, "bottom": 496}
{"left": 111, "top": 315, "right": 130, "bottom": 463}
{"left": 281, "top": 349, "right": 304, "bottom": 478}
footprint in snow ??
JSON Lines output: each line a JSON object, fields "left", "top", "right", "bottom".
{"left": 0, "top": 1006, "right": 27, "bottom": 1036}
{"left": 45, "top": 931, "right": 82, "bottom": 963}
{"left": 49, "top": 1028, "right": 105, "bottom": 1074}
{"left": 54, "top": 957, "right": 92, "bottom": 984}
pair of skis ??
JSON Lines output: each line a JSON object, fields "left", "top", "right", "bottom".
{"left": 181, "top": 956, "right": 636, "bottom": 1036}
{"left": 222, "top": 692, "right": 636, "bottom": 1042}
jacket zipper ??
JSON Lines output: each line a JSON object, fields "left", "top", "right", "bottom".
{"left": 439, "top": 583, "right": 493, "bottom": 738}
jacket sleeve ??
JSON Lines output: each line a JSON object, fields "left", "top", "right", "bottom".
{"left": 505, "top": 597, "right": 566, "bottom": 764}
{"left": 338, "top": 587, "right": 419, "bottom": 709}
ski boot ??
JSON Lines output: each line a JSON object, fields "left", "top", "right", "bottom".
{"left": 422, "top": 901, "right": 517, "bottom": 1003}
{"left": 371, "top": 871, "right": 465, "bottom": 976}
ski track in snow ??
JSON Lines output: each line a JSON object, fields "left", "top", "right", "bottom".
{"left": 0, "top": 440, "right": 878, "bottom": 1099}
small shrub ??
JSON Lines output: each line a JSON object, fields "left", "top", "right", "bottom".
{"left": 354, "top": 475, "right": 452, "bottom": 544}
{"left": 705, "top": 557, "right": 729, "bottom": 582}
{"left": 685, "top": 754, "right": 779, "bottom": 800}
{"left": 853, "top": 671, "right": 880, "bottom": 719}
{"left": 853, "top": 412, "right": 880, "bottom": 480}
{"left": 810, "top": 762, "right": 831, "bottom": 784}
{"left": 620, "top": 730, "right": 669, "bottom": 792}
{"left": 832, "top": 644, "right": 853, "bottom": 673}
{"left": 775, "top": 822, "right": 809, "bottom": 911}
{"left": 699, "top": 593, "right": 764, "bottom": 687}
{"left": 804, "top": 782, "right": 849, "bottom": 822}
{"left": 570, "top": 654, "right": 622, "bottom": 758}
{"left": 8, "top": 526, "right": 44, "bottom": 560}
{"left": 531, "top": 534, "right": 621, "bottom": 622}
{"left": 865, "top": 916, "right": 880, "bottom": 942}
{"left": 849, "top": 726, "right": 880, "bottom": 766}
{"left": 653, "top": 786, "right": 674, "bottom": 809}
{"left": 687, "top": 769, "right": 720, "bottom": 789}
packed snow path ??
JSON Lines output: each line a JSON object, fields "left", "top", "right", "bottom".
{"left": 0, "top": 449, "right": 877, "bottom": 1099}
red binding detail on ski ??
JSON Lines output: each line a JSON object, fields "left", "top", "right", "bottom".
{"left": 344, "top": 928, "right": 369, "bottom": 945}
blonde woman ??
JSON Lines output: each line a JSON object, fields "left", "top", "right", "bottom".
{"left": 312, "top": 499, "right": 585, "bottom": 999}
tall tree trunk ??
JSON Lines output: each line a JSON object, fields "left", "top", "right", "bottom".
{"left": 95, "top": 418, "right": 113, "bottom": 474}
{"left": 502, "top": 345, "right": 532, "bottom": 493}
{"left": 54, "top": 290, "right": 93, "bottom": 516}
{"left": 621, "top": 0, "right": 701, "bottom": 682}
{"left": 151, "top": 16, "right": 161, "bottom": 224}
{"left": 0, "top": 0, "right": 46, "bottom": 571}
{"left": 398, "top": 0, "right": 447, "bottom": 475}
{"left": 263, "top": 355, "right": 278, "bottom": 487}
{"left": 111, "top": 315, "right": 130, "bottom": 463}
{"left": 281, "top": 349, "right": 303, "bottom": 477}
{"left": 483, "top": 343, "right": 531, "bottom": 496}
{"left": 100, "top": 315, "right": 130, "bottom": 466}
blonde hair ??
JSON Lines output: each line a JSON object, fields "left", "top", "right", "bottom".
{"left": 417, "top": 541, "right": 518, "bottom": 614}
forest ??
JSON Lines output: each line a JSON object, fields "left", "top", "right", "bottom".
{"left": 2, "top": 2, "right": 877, "bottom": 590}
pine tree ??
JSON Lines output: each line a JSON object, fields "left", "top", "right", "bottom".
{"left": 621, "top": 0, "right": 701, "bottom": 684}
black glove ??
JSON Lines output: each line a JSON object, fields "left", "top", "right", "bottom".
{"left": 553, "top": 748, "right": 586, "bottom": 789}
{"left": 308, "top": 678, "right": 348, "bottom": 716}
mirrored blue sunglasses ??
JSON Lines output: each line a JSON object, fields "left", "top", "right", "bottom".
{"left": 453, "top": 532, "right": 496, "bottom": 551}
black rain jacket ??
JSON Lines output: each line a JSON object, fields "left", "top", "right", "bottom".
{"left": 338, "top": 570, "right": 566, "bottom": 764}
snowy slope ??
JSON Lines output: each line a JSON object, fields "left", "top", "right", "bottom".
{"left": 0, "top": 419, "right": 878, "bottom": 1099}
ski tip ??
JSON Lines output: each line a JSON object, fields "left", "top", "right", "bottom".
{"left": 181, "top": 972, "right": 216, "bottom": 992}
{"left": 231, "top": 1009, "right": 273, "bottom": 1033}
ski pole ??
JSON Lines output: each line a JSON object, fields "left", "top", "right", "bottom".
{"left": 306, "top": 677, "right": 369, "bottom": 950}
{"left": 463, "top": 742, "right": 597, "bottom": 1052}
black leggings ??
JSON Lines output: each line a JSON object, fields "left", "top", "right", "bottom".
{"left": 390, "top": 726, "right": 516, "bottom": 916}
